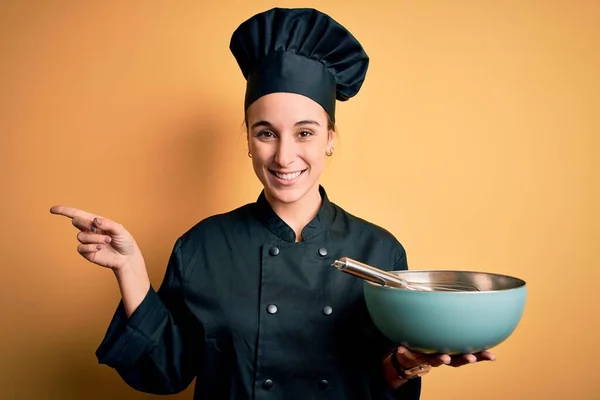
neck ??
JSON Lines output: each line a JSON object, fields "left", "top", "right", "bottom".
{"left": 266, "top": 184, "right": 323, "bottom": 242}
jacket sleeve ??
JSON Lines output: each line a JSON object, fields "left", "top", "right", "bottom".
{"left": 95, "top": 237, "right": 202, "bottom": 394}
{"left": 387, "top": 378, "right": 422, "bottom": 400}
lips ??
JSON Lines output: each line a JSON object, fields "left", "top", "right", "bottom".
{"left": 269, "top": 169, "right": 307, "bottom": 182}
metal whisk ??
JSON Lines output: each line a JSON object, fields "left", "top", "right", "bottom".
{"left": 331, "top": 257, "right": 480, "bottom": 292}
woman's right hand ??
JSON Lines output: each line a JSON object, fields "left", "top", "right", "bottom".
{"left": 50, "top": 205, "right": 150, "bottom": 316}
{"left": 49, "top": 205, "right": 142, "bottom": 271}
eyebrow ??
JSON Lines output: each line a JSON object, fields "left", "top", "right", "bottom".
{"left": 250, "top": 120, "right": 321, "bottom": 130}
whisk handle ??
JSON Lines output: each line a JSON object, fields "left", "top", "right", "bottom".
{"left": 331, "top": 257, "right": 408, "bottom": 289}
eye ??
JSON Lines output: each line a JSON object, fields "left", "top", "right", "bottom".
{"left": 256, "top": 130, "right": 276, "bottom": 140}
{"left": 298, "top": 130, "right": 314, "bottom": 139}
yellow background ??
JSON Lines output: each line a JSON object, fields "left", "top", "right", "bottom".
{"left": 1, "top": 1, "right": 598, "bottom": 399}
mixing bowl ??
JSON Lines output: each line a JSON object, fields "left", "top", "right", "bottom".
{"left": 363, "top": 270, "right": 527, "bottom": 355}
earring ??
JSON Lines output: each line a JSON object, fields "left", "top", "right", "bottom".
{"left": 326, "top": 147, "right": 334, "bottom": 156}
{"left": 248, "top": 151, "right": 252, "bottom": 158}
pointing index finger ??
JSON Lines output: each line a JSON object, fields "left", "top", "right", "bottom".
{"left": 49, "top": 205, "right": 98, "bottom": 221}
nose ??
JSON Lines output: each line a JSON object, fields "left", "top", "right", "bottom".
{"left": 274, "top": 136, "right": 297, "bottom": 167}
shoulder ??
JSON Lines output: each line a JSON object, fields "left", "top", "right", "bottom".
{"left": 331, "top": 202, "right": 408, "bottom": 270}
{"left": 332, "top": 201, "right": 401, "bottom": 242}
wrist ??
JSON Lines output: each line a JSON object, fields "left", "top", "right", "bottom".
{"left": 113, "top": 258, "right": 149, "bottom": 289}
{"left": 383, "top": 351, "right": 409, "bottom": 390}
{"left": 383, "top": 348, "right": 432, "bottom": 390}
{"left": 113, "top": 258, "right": 150, "bottom": 318}
{"left": 113, "top": 253, "right": 146, "bottom": 277}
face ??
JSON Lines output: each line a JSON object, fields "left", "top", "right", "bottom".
{"left": 246, "top": 92, "right": 334, "bottom": 206}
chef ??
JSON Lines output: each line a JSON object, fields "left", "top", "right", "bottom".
{"left": 50, "top": 7, "right": 494, "bottom": 400}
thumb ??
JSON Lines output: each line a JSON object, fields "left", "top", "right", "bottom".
{"left": 395, "top": 346, "right": 415, "bottom": 364}
{"left": 92, "top": 216, "right": 125, "bottom": 237}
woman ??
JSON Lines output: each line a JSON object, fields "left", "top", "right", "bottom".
{"left": 50, "top": 7, "right": 494, "bottom": 399}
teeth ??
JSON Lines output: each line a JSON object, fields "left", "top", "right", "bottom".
{"left": 274, "top": 171, "right": 302, "bottom": 180}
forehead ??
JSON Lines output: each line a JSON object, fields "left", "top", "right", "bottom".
{"left": 246, "top": 92, "right": 327, "bottom": 126}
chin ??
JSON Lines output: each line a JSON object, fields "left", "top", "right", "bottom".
{"left": 266, "top": 186, "right": 309, "bottom": 204}
{"left": 256, "top": 168, "right": 320, "bottom": 205}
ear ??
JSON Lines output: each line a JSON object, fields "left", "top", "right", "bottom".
{"left": 327, "top": 129, "right": 335, "bottom": 152}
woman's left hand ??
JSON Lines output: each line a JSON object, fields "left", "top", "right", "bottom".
{"left": 397, "top": 345, "right": 496, "bottom": 368}
{"left": 383, "top": 346, "right": 496, "bottom": 389}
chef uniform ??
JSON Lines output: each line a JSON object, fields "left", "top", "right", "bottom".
{"left": 95, "top": 7, "right": 422, "bottom": 400}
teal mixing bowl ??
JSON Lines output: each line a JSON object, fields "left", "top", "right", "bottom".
{"left": 363, "top": 270, "right": 527, "bottom": 355}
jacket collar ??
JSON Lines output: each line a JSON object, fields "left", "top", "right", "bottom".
{"left": 253, "top": 185, "right": 336, "bottom": 243}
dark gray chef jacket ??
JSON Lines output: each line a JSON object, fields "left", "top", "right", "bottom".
{"left": 96, "top": 186, "right": 421, "bottom": 399}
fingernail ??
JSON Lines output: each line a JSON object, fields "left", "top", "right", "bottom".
{"left": 95, "top": 218, "right": 102, "bottom": 226}
{"left": 96, "top": 244, "right": 102, "bottom": 250}
{"left": 104, "top": 236, "right": 111, "bottom": 243}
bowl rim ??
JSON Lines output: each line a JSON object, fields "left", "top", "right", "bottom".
{"left": 364, "top": 269, "right": 527, "bottom": 293}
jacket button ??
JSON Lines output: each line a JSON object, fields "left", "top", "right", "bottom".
{"left": 269, "top": 246, "right": 280, "bottom": 256}
{"left": 322, "top": 306, "right": 333, "bottom": 316}
{"left": 267, "top": 304, "right": 278, "bottom": 314}
{"left": 263, "top": 379, "right": 274, "bottom": 390}
{"left": 318, "top": 379, "right": 329, "bottom": 389}
{"left": 318, "top": 247, "right": 328, "bottom": 256}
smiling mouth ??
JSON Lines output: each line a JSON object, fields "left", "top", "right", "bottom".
{"left": 269, "top": 169, "right": 306, "bottom": 181}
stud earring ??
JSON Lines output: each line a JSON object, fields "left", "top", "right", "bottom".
{"left": 248, "top": 151, "right": 252, "bottom": 158}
